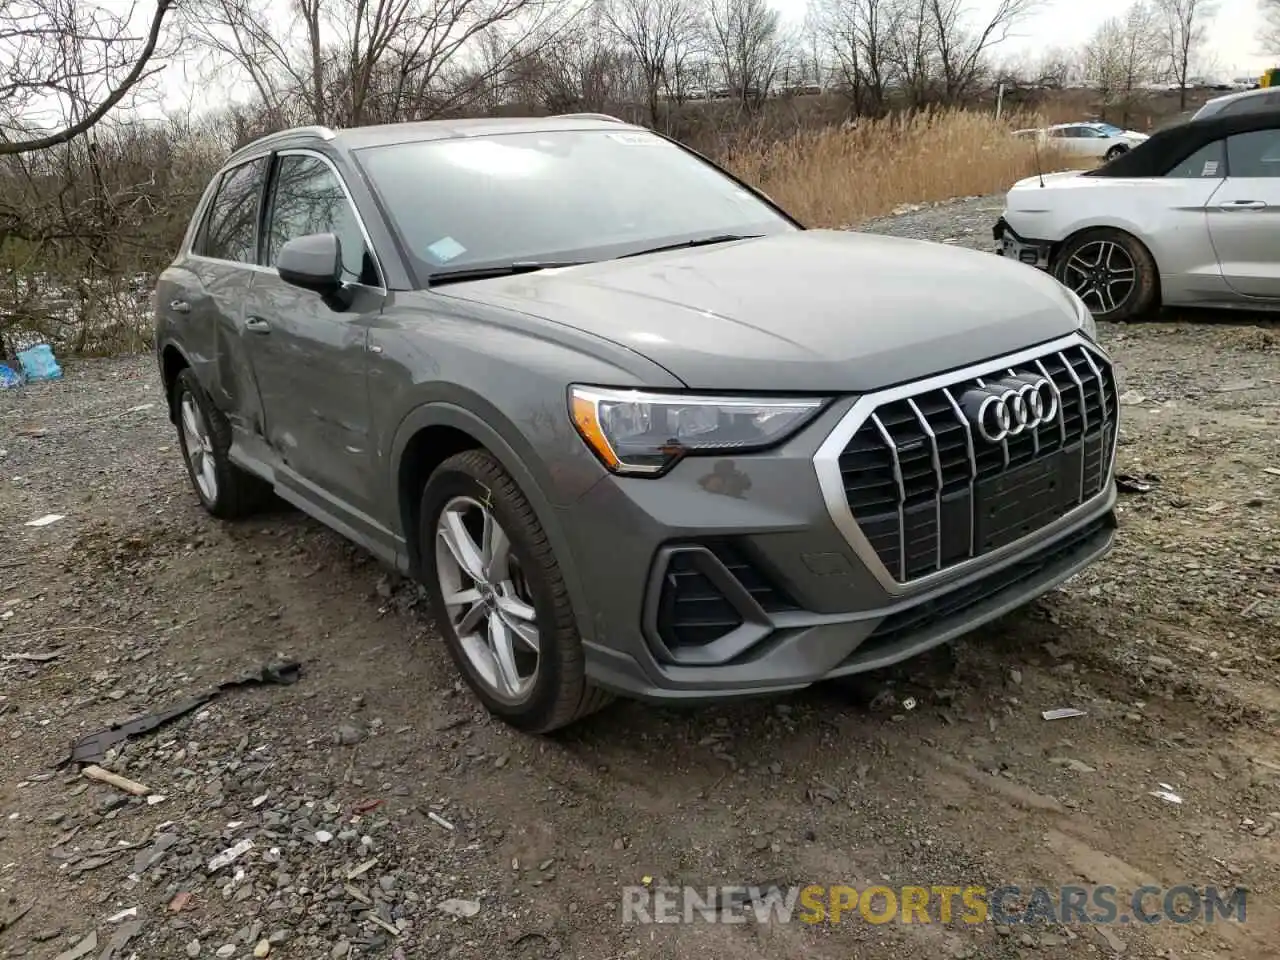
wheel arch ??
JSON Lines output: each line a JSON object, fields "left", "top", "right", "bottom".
{"left": 1054, "top": 221, "right": 1157, "bottom": 263}
{"left": 159, "top": 340, "right": 195, "bottom": 423}
{"left": 1053, "top": 224, "right": 1163, "bottom": 312}
{"left": 390, "top": 399, "right": 598, "bottom": 645}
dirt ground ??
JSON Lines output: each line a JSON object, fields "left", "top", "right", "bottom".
{"left": 2, "top": 209, "right": 1279, "bottom": 959}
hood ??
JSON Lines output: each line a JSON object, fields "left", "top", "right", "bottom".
{"left": 1120, "top": 130, "right": 1149, "bottom": 141}
{"left": 433, "top": 231, "right": 1085, "bottom": 392}
{"left": 1010, "top": 170, "right": 1089, "bottom": 191}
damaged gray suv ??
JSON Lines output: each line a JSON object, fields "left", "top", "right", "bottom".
{"left": 155, "top": 114, "right": 1119, "bottom": 732}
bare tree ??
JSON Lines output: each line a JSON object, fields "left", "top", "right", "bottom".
{"left": 1034, "top": 46, "right": 1084, "bottom": 88}
{"left": 884, "top": 0, "right": 941, "bottom": 107}
{"left": 1265, "top": 0, "right": 1280, "bottom": 54}
{"left": 601, "top": 0, "right": 701, "bottom": 126}
{"left": 797, "top": 4, "right": 830, "bottom": 89}
{"left": 923, "top": 0, "right": 1042, "bottom": 103}
{"left": 995, "top": 45, "right": 1081, "bottom": 88}
{"left": 812, "top": 0, "right": 900, "bottom": 114}
{"left": 504, "top": 22, "right": 634, "bottom": 114}
{"left": 0, "top": 0, "right": 175, "bottom": 156}
{"left": 1158, "top": 0, "right": 1216, "bottom": 108}
{"left": 181, "top": 0, "right": 563, "bottom": 129}
{"left": 1085, "top": 1, "right": 1162, "bottom": 124}
{"left": 704, "top": 0, "right": 787, "bottom": 106}
{"left": 0, "top": 113, "right": 225, "bottom": 354}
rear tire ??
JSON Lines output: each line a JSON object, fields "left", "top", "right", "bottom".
{"left": 418, "top": 450, "right": 613, "bottom": 733}
{"left": 173, "top": 369, "right": 271, "bottom": 519}
{"left": 1052, "top": 228, "right": 1158, "bottom": 322}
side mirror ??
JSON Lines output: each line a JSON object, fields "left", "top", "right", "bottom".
{"left": 277, "top": 233, "right": 343, "bottom": 295}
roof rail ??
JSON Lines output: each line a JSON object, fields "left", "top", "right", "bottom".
{"left": 231, "top": 124, "right": 337, "bottom": 157}
{"left": 550, "top": 112, "right": 625, "bottom": 123}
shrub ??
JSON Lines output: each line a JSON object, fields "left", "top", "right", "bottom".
{"left": 721, "top": 108, "right": 1076, "bottom": 227}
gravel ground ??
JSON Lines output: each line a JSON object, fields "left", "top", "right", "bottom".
{"left": 1, "top": 195, "right": 1278, "bottom": 960}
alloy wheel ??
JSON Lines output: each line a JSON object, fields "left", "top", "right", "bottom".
{"left": 1061, "top": 240, "right": 1137, "bottom": 315}
{"left": 180, "top": 392, "right": 218, "bottom": 502}
{"left": 435, "top": 495, "right": 540, "bottom": 703}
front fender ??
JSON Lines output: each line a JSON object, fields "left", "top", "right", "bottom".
{"left": 388, "top": 397, "right": 606, "bottom": 644}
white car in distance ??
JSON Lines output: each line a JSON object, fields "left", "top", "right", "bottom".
{"left": 1011, "top": 122, "right": 1150, "bottom": 162}
{"left": 994, "top": 111, "right": 1280, "bottom": 322}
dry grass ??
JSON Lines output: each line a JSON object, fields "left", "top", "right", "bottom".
{"left": 722, "top": 108, "right": 1080, "bottom": 228}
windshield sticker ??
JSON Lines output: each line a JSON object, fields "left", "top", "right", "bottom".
{"left": 1202, "top": 160, "right": 1219, "bottom": 176}
{"left": 427, "top": 236, "right": 466, "bottom": 263}
{"left": 606, "top": 132, "right": 662, "bottom": 146}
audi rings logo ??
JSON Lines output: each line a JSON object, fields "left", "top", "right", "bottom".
{"left": 960, "top": 376, "right": 1058, "bottom": 443}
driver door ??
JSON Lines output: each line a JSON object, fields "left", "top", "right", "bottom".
{"left": 245, "top": 150, "right": 389, "bottom": 525}
{"left": 1206, "top": 127, "right": 1280, "bottom": 299}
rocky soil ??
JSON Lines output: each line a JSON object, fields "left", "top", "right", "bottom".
{"left": 1, "top": 195, "right": 1278, "bottom": 959}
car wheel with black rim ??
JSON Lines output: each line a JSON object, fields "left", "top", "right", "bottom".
{"left": 173, "top": 368, "right": 272, "bottom": 519}
{"left": 1052, "top": 228, "right": 1158, "bottom": 322}
{"left": 419, "top": 450, "right": 614, "bottom": 733}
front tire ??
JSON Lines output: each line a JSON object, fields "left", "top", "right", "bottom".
{"left": 1053, "top": 228, "right": 1158, "bottom": 322}
{"left": 418, "top": 450, "right": 613, "bottom": 733}
{"left": 173, "top": 369, "right": 271, "bottom": 519}
{"left": 1105, "top": 145, "right": 1128, "bottom": 161}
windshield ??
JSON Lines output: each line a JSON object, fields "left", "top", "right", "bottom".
{"left": 354, "top": 129, "right": 797, "bottom": 279}
{"left": 1092, "top": 123, "right": 1125, "bottom": 136}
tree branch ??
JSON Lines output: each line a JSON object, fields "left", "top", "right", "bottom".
{"left": 0, "top": 0, "right": 175, "bottom": 157}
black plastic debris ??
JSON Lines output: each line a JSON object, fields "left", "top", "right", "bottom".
{"left": 59, "top": 660, "right": 302, "bottom": 767}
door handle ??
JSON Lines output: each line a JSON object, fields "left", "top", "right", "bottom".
{"left": 170, "top": 299, "right": 191, "bottom": 314}
{"left": 1217, "top": 200, "right": 1268, "bottom": 210}
{"left": 245, "top": 316, "right": 271, "bottom": 334}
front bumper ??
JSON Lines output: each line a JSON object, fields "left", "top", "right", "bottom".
{"left": 994, "top": 217, "right": 1053, "bottom": 270}
{"left": 568, "top": 333, "right": 1119, "bottom": 704}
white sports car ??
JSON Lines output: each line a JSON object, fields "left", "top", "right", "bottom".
{"left": 994, "top": 110, "right": 1280, "bottom": 321}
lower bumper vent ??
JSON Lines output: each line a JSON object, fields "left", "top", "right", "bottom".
{"left": 654, "top": 541, "right": 795, "bottom": 654}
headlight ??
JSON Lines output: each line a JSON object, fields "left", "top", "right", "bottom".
{"left": 568, "top": 386, "right": 826, "bottom": 476}
{"left": 1074, "top": 292, "right": 1098, "bottom": 341}
{"left": 1060, "top": 286, "right": 1097, "bottom": 341}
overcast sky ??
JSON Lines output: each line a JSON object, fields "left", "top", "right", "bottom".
{"left": 152, "top": 0, "right": 1275, "bottom": 115}
{"left": 768, "top": 0, "right": 1273, "bottom": 76}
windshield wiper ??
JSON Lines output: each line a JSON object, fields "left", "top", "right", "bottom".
{"left": 428, "top": 260, "right": 590, "bottom": 286}
{"left": 617, "top": 234, "right": 764, "bottom": 259}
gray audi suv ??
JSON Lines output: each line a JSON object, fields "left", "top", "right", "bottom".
{"left": 155, "top": 114, "right": 1119, "bottom": 732}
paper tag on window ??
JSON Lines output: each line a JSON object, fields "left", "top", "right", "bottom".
{"left": 1202, "top": 160, "right": 1219, "bottom": 176}
{"left": 427, "top": 236, "right": 466, "bottom": 262}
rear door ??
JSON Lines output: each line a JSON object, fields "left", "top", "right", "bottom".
{"left": 1076, "top": 127, "right": 1111, "bottom": 158}
{"left": 163, "top": 157, "right": 270, "bottom": 433}
{"left": 1148, "top": 140, "right": 1230, "bottom": 291}
{"left": 1206, "top": 127, "right": 1280, "bottom": 299}
{"left": 243, "top": 149, "right": 388, "bottom": 525}
{"left": 1057, "top": 127, "right": 1107, "bottom": 159}
{"left": 1051, "top": 127, "right": 1084, "bottom": 156}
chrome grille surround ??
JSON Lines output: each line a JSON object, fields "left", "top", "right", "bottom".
{"left": 812, "top": 332, "right": 1118, "bottom": 595}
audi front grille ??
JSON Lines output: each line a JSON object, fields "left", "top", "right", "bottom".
{"left": 815, "top": 335, "right": 1117, "bottom": 586}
